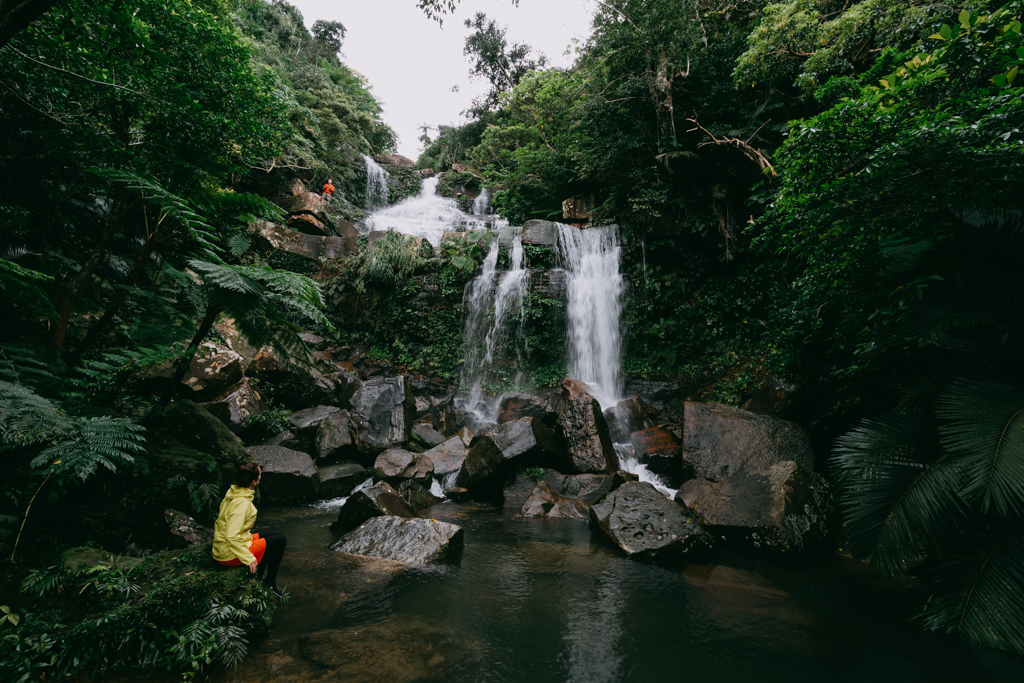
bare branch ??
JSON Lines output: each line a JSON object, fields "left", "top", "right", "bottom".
{"left": 686, "top": 115, "right": 776, "bottom": 177}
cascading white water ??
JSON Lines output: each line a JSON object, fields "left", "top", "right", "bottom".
{"left": 457, "top": 232, "right": 530, "bottom": 424}
{"left": 556, "top": 223, "right": 624, "bottom": 410}
{"left": 363, "top": 155, "right": 390, "bottom": 212}
{"left": 363, "top": 177, "right": 505, "bottom": 246}
{"left": 472, "top": 187, "right": 492, "bottom": 215}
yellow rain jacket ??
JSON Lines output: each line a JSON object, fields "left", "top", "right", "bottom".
{"left": 212, "top": 485, "right": 257, "bottom": 565}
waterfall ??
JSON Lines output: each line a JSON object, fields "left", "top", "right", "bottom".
{"left": 556, "top": 223, "right": 624, "bottom": 409}
{"left": 472, "top": 187, "right": 492, "bottom": 215}
{"left": 363, "top": 154, "right": 390, "bottom": 211}
{"left": 457, "top": 233, "right": 530, "bottom": 424}
{"left": 364, "top": 176, "right": 506, "bottom": 247}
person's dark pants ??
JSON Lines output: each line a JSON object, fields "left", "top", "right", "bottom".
{"left": 255, "top": 531, "right": 286, "bottom": 587}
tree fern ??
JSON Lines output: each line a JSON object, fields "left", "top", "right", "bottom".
{"left": 87, "top": 167, "right": 220, "bottom": 257}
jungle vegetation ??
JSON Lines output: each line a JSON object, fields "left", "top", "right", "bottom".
{"left": 0, "top": 0, "right": 1021, "bottom": 677}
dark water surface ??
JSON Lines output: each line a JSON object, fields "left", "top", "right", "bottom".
{"left": 221, "top": 501, "right": 1023, "bottom": 683}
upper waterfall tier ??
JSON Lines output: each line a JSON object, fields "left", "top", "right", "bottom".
{"left": 363, "top": 177, "right": 505, "bottom": 246}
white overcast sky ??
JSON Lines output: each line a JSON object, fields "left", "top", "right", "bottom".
{"left": 287, "top": 0, "right": 596, "bottom": 159}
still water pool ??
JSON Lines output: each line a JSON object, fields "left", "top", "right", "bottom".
{"left": 221, "top": 501, "right": 1022, "bottom": 683}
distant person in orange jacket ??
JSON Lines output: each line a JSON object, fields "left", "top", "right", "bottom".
{"left": 321, "top": 179, "right": 335, "bottom": 202}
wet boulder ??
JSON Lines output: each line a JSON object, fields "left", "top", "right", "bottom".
{"left": 249, "top": 219, "right": 353, "bottom": 263}
{"left": 201, "top": 378, "right": 267, "bottom": 432}
{"left": 521, "top": 219, "right": 559, "bottom": 246}
{"left": 374, "top": 448, "right": 434, "bottom": 485}
{"left": 180, "top": 342, "right": 244, "bottom": 399}
{"left": 741, "top": 375, "right": 799, "bottom": 419}
{"left": 604, "top": 395, "right": 662, "bottom": 443}
{"left": 456, "top": 417, "right": 561, "bottom": 494}
{"left": 541, "top": 471, "right": 615, "bottom": 506}
{"left": 622, "top": 379, "right": 682, "bottom": 413}
{"left": 318, "top": 462, "right": 369, "bottom": 499}
{"left": 682, "top": 402, "right": 815, "bottom": 481}
{"left": 411, "top": 421, "right": 445, "bottom": 447}
{"left": 396, "top": 480, "right": 443, "bottom": 512}
{"left": 350, "top": 376, "right": 416, "bottom": 455}
{"left": 249, "top": 445, "right": 320, "bottom": 503}
{"left": 553, "top": 379, "right": 617, "bottom": 474}
{"left": 518, "top": 481, "right": 591, "bottom": 519}
{"left": 589, "top": 481, "right": 713, "bottom": 559}
{"left": 248, "top": 347, "right": 363, "bottom": 409}
{"left": 161, "top": 400, "right": 251, "bottom": 464}
{"left": 263, "top": 429, "right": 303, "bottom": 450}
{"left": 315, "top": 409, "right": 355, "bottom": 462}
{"left": 330, "top": 481, "right": 416, "bottom": 536}
{"left": 630, "top": 426, "right": 692, "bottom": 485}
{"left": 676, "top": 461, "right": 837, "bottom": 555}
{"left": 287, "top": 405, "right": 341, "bottom": 452}
{"left": 498, "top": 392, "right": 558, "bottom": 426}
{"left": 422, "top": 428, "right": 473, "bottom": 483}
{"left": 502, "top": 473, "right": 542, "bottom": 514}
{"left": 331, "top": 516, "right": 464, "bottom": 564}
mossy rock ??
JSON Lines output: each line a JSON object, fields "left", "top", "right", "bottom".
{"left": 62, "top": 546, "right": 145, "bottom": 572}
{"left": 268, "top": 249, "right": 320, "bottom": 274}
{"left": 160, "top": 400, "right": 251, "bottom": 464}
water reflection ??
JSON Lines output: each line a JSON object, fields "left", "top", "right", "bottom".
{"left": 217, "top": 502, "right": 1023, "bottom": 683}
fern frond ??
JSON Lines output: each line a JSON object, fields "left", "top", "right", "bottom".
{"left": 30, "top": 416, "right": 146, "bottom": 480}
{"left": 228, "top": 234, "right": 253, "bottom": 257}
{"left": 0, "top": 346, "right": 60, "bottom": 390}
{"left": 198, "top": 188, "right": 285, "bottom": 223}
{"left": 0, "top": 380, "right": 75, "bottom": 448}
{"left": 938, "top": 380, "right": 1024, "bottom": 516}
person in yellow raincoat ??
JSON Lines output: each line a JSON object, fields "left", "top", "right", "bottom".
{"left": 212, "top": 463, "right": 286, "bottom": 596}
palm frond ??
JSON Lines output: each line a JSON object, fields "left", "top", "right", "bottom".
{"left": 938, "top": 380, "right": 1024, "bottom": 516}
{"left": 831, "top": 413, "right": 967, "bottom": 574}
{"left": 916, "top": 523, "right": 1024, "bottom": 656}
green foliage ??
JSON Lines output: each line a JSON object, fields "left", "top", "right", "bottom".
{"left": 520, "top": 466, "right": 545, "bottom": 481}
{"left": 231, "top": 0, "right": 397, "bottom": 200}
{"left": 357, "top": 231, "right": 426, "bottom": 289}
{"left": 463, "top": 11, "right": 546, "bottom": 114}
{"left": 734, "top": 0, "right": 972, "bottom": 92}
{"left": 0, "top": 547, "right": 279, "bottom": 680}
{"left": 418, "top": 120, "right": 488, "bottom": 171}
{"left": 440, "top": 230, "right": 494, "bottom": 287}
{"left": 245, "top": 408, "right": 291, "bottom": 441}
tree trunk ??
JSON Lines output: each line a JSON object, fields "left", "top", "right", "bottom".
{"left": 0, "top": 0, "right": 57, "bottom": 48}
{"left": 68, "top": 235, "right": 160, "bottom": 363}
{"left": 52, "top": 217, "right": 115, "bottom": 352}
